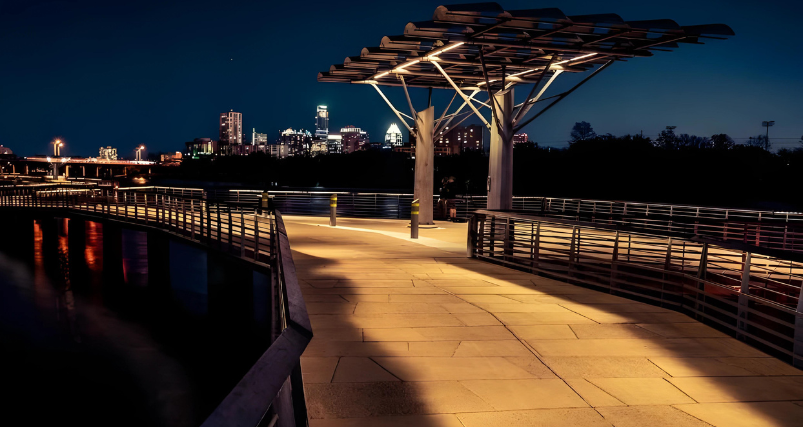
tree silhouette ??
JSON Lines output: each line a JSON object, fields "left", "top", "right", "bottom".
{"left": 654, "top": 128, "right": 677, "bottom": 149}
{"left": 570, "top": 121, "right": 596, "bottom": 143}
{"left": 747, "top": 135, "right": 771, "bottom": 151}
{"left": 676, "top": 134, "right": 710, "bottom": 149}
{"left": 710, "top": 134, "right": 735, "bottom": 150}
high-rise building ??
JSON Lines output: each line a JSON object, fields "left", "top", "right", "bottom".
{"left": 315, "top": 105, "right": 329, "bottom": 139}
{"left": 340, "top": 126, "right": 370, "bottom": 153}
{"left": 278, "top": 128, "right": 312, "bottom": 157}
{"left": 385, "top": 123, "right": 404, "bottom": 147}
{"left": 513, "top": 133, "right": 529, "bottom": 144}
{"left": 219, "top": 111, "right": 243, "bottom": 147}
{"left": 435, "top": 124, "right": 484, "bottom": 154}
{"left": 185, "top": 138, "right": 216, "bottom": 157}
{"left": 327, "top": 134, "right": 342, "bottom": 154}
{"left": 98, "top": 146, "right": 118, "bottom": 161}
{"left": 252, "top": 128, "right": 268, "bottom": 146}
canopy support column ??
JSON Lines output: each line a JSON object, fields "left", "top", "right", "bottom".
{"left": 487, "top": 88, "right": 514, "bottom": 211}
{"left": 414, "top": 106, "right": 435, "bottom": 225}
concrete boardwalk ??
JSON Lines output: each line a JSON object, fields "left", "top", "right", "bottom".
{"left": 284, "top": 216, "right": 803, "bottom": 427}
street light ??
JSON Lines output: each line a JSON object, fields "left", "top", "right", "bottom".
{"left": 762, "top": 121, "right": 775, "bottom": 150}
{"left": 135, "top": 145, "right": 145, "bottom": 162}
{"left": 53, "top": 139, "right": 64, "bottom": 156}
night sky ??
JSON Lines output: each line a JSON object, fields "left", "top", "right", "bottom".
{"left": 2, "top": 0, "right": 801, "bottom": 158}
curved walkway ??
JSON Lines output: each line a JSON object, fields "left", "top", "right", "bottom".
{"left": 284, "top": 216, "right": 803, "bottom": 427}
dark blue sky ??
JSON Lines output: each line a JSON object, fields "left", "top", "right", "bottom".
{"left": 2, "top": 0, "right": 801, "bottom": 158}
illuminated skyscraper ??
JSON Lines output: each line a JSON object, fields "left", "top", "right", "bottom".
{"left": 315, "top": 105, "right": 329, "bottom": 139}
{"left": 513, "top": 133, "right": 528, "bottom": 144}
{"left": 341, "top": 125, "right": 369, "bottom": 153}
{"left": 219, "top": 111, "right": 243, "bottom": 146}
{"left": 385, "top": 123, "right": 403, "bottom": 147}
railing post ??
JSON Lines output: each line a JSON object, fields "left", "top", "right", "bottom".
{"left": 610, "top": 231, "right": 619, "bottom": 294}
{"left": 411, "top": 199, "right": 419, "bottom": 239}
{"left": 330, "top": 194, "right": 337, "bottom": 227}
{"left": 254, "top": 215, "right": 261, "bottom": 261}
{"left": 240, "top": 210, "right": 246, "bottom": 258}
{"left": 568, "top": 226, "right": 577, "bottom": 277}
{"left": 531, "top": 222, "right": 541, "bottom": 271}
{"left": 694, "top": 243, "right": 709, "bottom": 321}
{"left": 466, "top": 214, "right": 475, "bottom": 257}
{"left": 738, "top": 252, "right": 752, "bottom": 335}
{"left": 505, "top": 217, "right": 515, "bottom": 261}
{"left": 794, "top": 289, "right": 803, "bottom": 368}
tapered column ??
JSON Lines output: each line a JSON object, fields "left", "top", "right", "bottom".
{"left": 487, "top": 88, "right": 514, "bottom": 210}
{"left": 414, "top": 106, "right": 435, "bottom": 225}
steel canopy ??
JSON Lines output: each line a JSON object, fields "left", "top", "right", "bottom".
{"left": 317, "top": 3, "right": 734, "bottom": 91}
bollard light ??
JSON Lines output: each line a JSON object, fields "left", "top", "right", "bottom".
{"left": 330, "top": 194, "right": 337, "bottom": 227}
{"left": 411, "top": 198, "right": 419, "bottom": 239}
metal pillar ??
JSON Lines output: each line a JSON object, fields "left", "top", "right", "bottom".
{"left": 414, "top": 106, "right": 435, "bottom": 225}
{"left": 329, "top": 194, "right": 337, "bottom": 227}
{"left": 487, "top": 88, "right": 514, "bottom": 210}
{"left": 411, "top": 199, "right": 419, "bottom": 239}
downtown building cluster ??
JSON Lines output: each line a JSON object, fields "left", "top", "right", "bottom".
{"left": 184, "top": 105, "right": 487, "bottom": 159}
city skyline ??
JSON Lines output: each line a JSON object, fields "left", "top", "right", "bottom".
{"left": 2, "top": 0, "right": 802, "bottom": 157}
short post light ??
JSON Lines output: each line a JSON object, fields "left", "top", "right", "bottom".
{"left": 411, "top": 198, "right": 419, "bottom": 239}
{"left": 329, "top": 194, "right": 337, "bottom": 226}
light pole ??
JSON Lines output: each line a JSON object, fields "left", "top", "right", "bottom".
{"left": 762, "top": 121, "right": 775, "bottom": 151}
{"left": 53, "top": 139, "right": 64, "bottom": 156}
{"left": 135, "top": 145, "right": 145, "bottom": 162}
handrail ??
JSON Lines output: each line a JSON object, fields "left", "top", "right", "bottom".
{"left": 201, "top": 210, "right": 312, "bottom": 427}
{"left": 0, "top": 184, "right": 313, "bottom": 426}
{"left": 469, "top": 210, "right": 803, "bottom": 367}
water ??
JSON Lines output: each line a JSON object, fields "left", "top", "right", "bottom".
{"left": 0, "top": 217, "right": 272, "bottom": 426}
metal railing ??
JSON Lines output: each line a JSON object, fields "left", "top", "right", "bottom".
{"left": 0, "top": 184, "right": 313, "bottom": 426}
{"left": 38, "top": 185, "right": 803, "bottom": 254}
{"left": 537, "top": 197, "right": 803, "bottom": 253}
{"left": 468, "top": 210, "right": 803, "bottom": 366}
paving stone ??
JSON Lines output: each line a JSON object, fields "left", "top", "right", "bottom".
{"left": 581, "top": 311, "right": 697, "bottom": 324}
{"left": 304, "top": 341, "right": 413, "bottom": 357}
{"left": 564, "top": 378, "right": 626, "bottom": 407}
{"left": 569, "top": 324, "right": 663, "bottom": 339}
{"left": 307, "top": 302, "right": 357, "bottom": 314}
{"left": 456, "top": 408, "right": 613, "bottom": 427}
{"left": 637, "top": 323, "right": 729, "bottom": 338}
{"left": 363, "top": 326, "right": 515, "bottom": 342}
{"left": 452, "top": 340, "right": 533, "bottom": 357}
{"left": 596, "top": 405, "right": 712, "bottom": 427}
{"left": 542, "top": 357, "right": 667, "bottom": 378}
{"left": 339, "top": 294, "right": 390, "bottom": 302}
{"left": 305, "top": 382, "right": 494, "bottom": 419}
{"left": 457, "top": 295, "right": 522, "bottom": 304}
{"left": 387, "top": 294, "right": 466, "bottom": 304}
{"left": 459, "top": 379, "right": 588, "bottom": 410}
{"left": 308, "top": 414, "right": 464, "bottom": 427}
{"left": 649, "top": 357, "right": 755, "bottom": 377}
{"left": 716, "top": 357, "right": 803, "bottom": 376}
{"left": 476, "top": 303, "right": 575, "bottom": 313}
{"left": 509, "top": 324, "right": 578, "bottom": 340}
{"left": 310, "top": 313, "right": 465, "bottom": 329}
{"left": 452, "top": 312, "right": 503, "bottom": 326}
{"left": 301, "top": 357, "right": 339, "bottom": 383}
{"left": 308, "top": 328, "right": 363, "bottom": 342}
{"left": 373, "top": 356, "right": 536, "bottom": 381}
{"left": 674, "top": 402, "right": 803, "bottom": 427}
{"left": 332, "top": 357, "right": 400, "bottom": 383}
{"left": 668, "top": 376, "right": 803, "bottom": 402}
{"left": 494, "top": 312, "right": 597, "bottom": 325}
{"left": 504, "top": 356, "right": 559, "bottom": 378}
{"left": 587, "top": 378, "right": 695, "bottom": 405}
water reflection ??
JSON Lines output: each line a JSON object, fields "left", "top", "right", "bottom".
{"left": 1, "top": 217, "right": 271, "bottom": 427}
